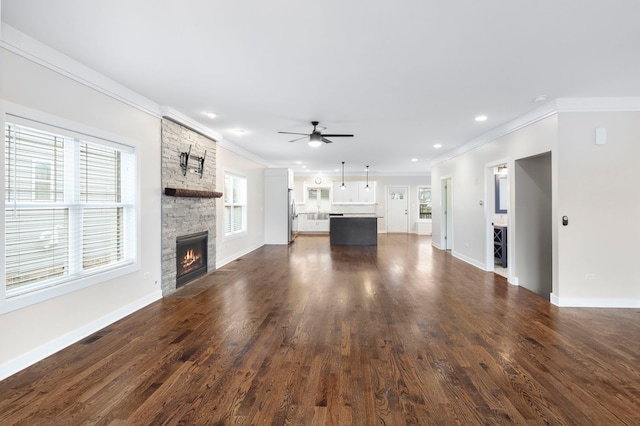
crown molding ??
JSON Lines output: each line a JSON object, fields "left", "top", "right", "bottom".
{"left": 160, "top": 106, "right": 273, "bottom": 168}
{"left": 431, "top": 97, "right": 640, "bottom": 166}
{"left": 1, "top": 24, "right": 273, "bottom": 168}
{"left": 555, "top": 97, "right": 640, "bottom": 111}
{"left": 160, "top": 106, "right": 223, "bottom": 142}
{"left": 1, "top": 24, "right": 161, "bottom": 117}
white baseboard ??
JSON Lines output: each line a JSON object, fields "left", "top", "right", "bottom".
{"left": 216, "top": 242, "right": 263, "bottom": 269}
{"left": 508, "top": 276, "right": 519, "bottom": 286}
{"left": 432, "top": 241, "right": 442, "bottom": 250}
{"left": 550, "top": 293, "right": 640, "bottom": 308}
{"left": 452, "top": 250, "right": 485, "bottom": 270}
{"left": 0, "top": 290, "right": 162, "bottom": 381}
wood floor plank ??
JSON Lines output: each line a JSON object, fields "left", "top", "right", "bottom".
{"left": 2, "top": 234, "right": 640, "bottom": 424}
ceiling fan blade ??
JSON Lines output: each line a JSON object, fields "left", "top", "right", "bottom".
{"left": 321, "top": 137, "right": 334, "bottom": 144}
{"left": 322, "top": 134, "right": 354, "bottom": 137}
{"left": 278, "top": 131, "right": 310, "bottom": 136}
{"left": 288, "top": 136, "right": 308, "bottom": 143}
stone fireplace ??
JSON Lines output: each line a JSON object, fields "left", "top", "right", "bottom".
{"left": 161, "top": 118, "right": 217, "bottom": 295}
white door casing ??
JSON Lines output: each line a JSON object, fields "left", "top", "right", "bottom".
{"left": 440, "top": 178, "right": 453, "bottom": 250}
{"left": 386, "top": 186, "right": 409, "bottom": 233}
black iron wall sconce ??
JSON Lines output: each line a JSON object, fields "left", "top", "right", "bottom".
{"left": 180, "top": 145, "right": 206, "bottom": 178}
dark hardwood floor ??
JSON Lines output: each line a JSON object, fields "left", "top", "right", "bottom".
{"left": 1, "top": 234, "right": 639, "bottom": 425}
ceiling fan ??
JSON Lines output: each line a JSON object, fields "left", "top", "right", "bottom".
{"left": 278, "top": 121, "right": 354, "bottom": 147}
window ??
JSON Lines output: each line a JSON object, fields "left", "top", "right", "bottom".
{"left": 418, "top": 186, "right": 432, "bottom": 220}
{"left": 224, "top": 172, "right": 246, "bottom": 236}
{"left": 4, "top": 119, "right": 136, "bottom": 300}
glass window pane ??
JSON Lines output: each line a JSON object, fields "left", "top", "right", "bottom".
{"left": 5, "top": 208, "right": 69, "bottom": 291}
{"left": 224, "top": 173, "right": 247, "bottom": 235}
{"left": 82, "top": 208, "right": 123, "bottom": 270}
{"left": 80, "top": 143, "right": 121, "bottom": 203}
{"left": 5, "top": 124, "right": 64, "bottom": 203}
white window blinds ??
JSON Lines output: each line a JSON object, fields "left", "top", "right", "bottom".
{"left": 4, "top": 121, "right": 136, "bottom": 296}
{"left": 224, "top": 173, "right": 247, "bottom": 236}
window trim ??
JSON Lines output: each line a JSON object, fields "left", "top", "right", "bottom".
{"left": 0, "top": 101, "right": 140, "bottom": 315}
{"left": 417, "top": 185, "right": 432, "bottom": 222}
{"left": 223, "top": 170, "right": 247, "bottom": 240}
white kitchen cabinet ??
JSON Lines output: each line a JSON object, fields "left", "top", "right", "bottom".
{"left": 332, "top": 181, "right": 376, "bottom": 204}
{"left": 298, "top": 213, "right": 329, "bottom": 233}
{"left": 293, "top": 180, "right": 305, "bottom": 203}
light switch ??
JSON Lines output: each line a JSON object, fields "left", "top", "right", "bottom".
{"left": 595, "top": 127, "right": 607, "bottom": 145}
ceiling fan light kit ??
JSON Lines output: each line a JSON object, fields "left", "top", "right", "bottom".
{"left": 309, "top": 132, "right": 322, "bottom": 148}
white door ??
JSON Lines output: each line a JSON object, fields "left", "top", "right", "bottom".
{"left": 386, "top": 186, "right": 408, "bottom": 233}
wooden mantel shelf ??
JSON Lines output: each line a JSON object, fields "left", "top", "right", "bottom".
{"left": 164, "top": 188, "right": 223, "bottom": 198}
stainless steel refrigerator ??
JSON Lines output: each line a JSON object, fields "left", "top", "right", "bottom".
{"left": 288, "top": 189, "right": 298, "bottom": 243}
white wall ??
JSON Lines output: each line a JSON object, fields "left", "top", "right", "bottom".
{"left": 432, "top": 115, "right": 558, "bottom": 272}
{"left": 556, "top": 111, "right": 640, "bottom": 305}
{"left": 0, "top": 48, "right": 162, "bottom": 378}
{"left": 432, "top": 109, "right": 640, "bottom": 307}
{"left": 216, "top": 145, "right": 266, "bottom": 267}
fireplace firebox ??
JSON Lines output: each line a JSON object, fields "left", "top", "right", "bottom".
{"left": 176, "top": 231, "right": 208, "bottom": 287}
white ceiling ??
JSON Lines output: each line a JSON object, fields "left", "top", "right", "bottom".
{"left": 3, "top": 1, "right": 640, "bottom": 176}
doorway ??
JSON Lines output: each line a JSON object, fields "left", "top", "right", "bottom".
{"left": 484, "top": 161, "right": 510, "bottom": 277}
{"left": 386, "top": 186, "right": 409, "bottom": 233}
{"left": 514, "top": 153, "right": 552, "bottom": 299}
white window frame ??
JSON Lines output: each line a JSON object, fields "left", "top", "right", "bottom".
{"left": 417, "top": 185, "right": 432, "bottom": 222}
{"left": 1, "top": 102, "right": 140, "bottom": 314}
{"left": 223, "top": 171, "right": 247, "bottom": 239}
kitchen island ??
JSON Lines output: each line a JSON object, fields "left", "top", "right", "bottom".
{"left": 329, "top": 216, "right": 378, "bottom": 246}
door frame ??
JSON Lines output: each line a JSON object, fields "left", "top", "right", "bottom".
{"left": 385, "top": 185, "right": 409, "bottom": 233}
{"left": 484, "top": 158, "right": 510, "bottom": 273}
{"left": 439, "top": 177, "right": 453, "bottom": 250}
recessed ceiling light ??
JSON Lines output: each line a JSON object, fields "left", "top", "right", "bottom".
{"left": 475, "top": 115, "right": 488, "bottom": 122}
{"left": 232, "top": 129, "right": 246, "bottom": 136}
{"left": 301, "top": 165, "right": 307, "bottom": 168}
{"left": 205, "top": 112, "right": 216, "bottom": 119}
{"left": 296, "top": 161, "right": 302, "bottom": 164}
{"left": 411, "top": 158, "right": 418, "bottom": 162}
{"left": 533, "top": 95, "right": 548, "bottom": 103}
{"left": 433, "top": 144, "right": 442, "bottom": 149}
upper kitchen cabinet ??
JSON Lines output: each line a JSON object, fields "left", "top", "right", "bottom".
{"left": 293, "top": 180, "right": 305, "bottom": 204}
{"left": 332, "top": 180, "right": 376, "bottom": 204}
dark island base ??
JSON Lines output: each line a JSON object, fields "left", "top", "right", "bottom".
{"left": 330, "top": 217, "right": 378, "bottom": 245}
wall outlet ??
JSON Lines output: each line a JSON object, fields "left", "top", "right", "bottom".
{"left": 585, "top": 273, "right": 596, "bottom": 280}
{"left": 143, "top": 272, "right": 150, "bottom": 280}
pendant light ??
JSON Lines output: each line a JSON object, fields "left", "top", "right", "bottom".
{"left": 365, "top": 165, "right": 370, "bottom": 191}
{"left": 340, "top": 161, "right": 346, "bottom": 190}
